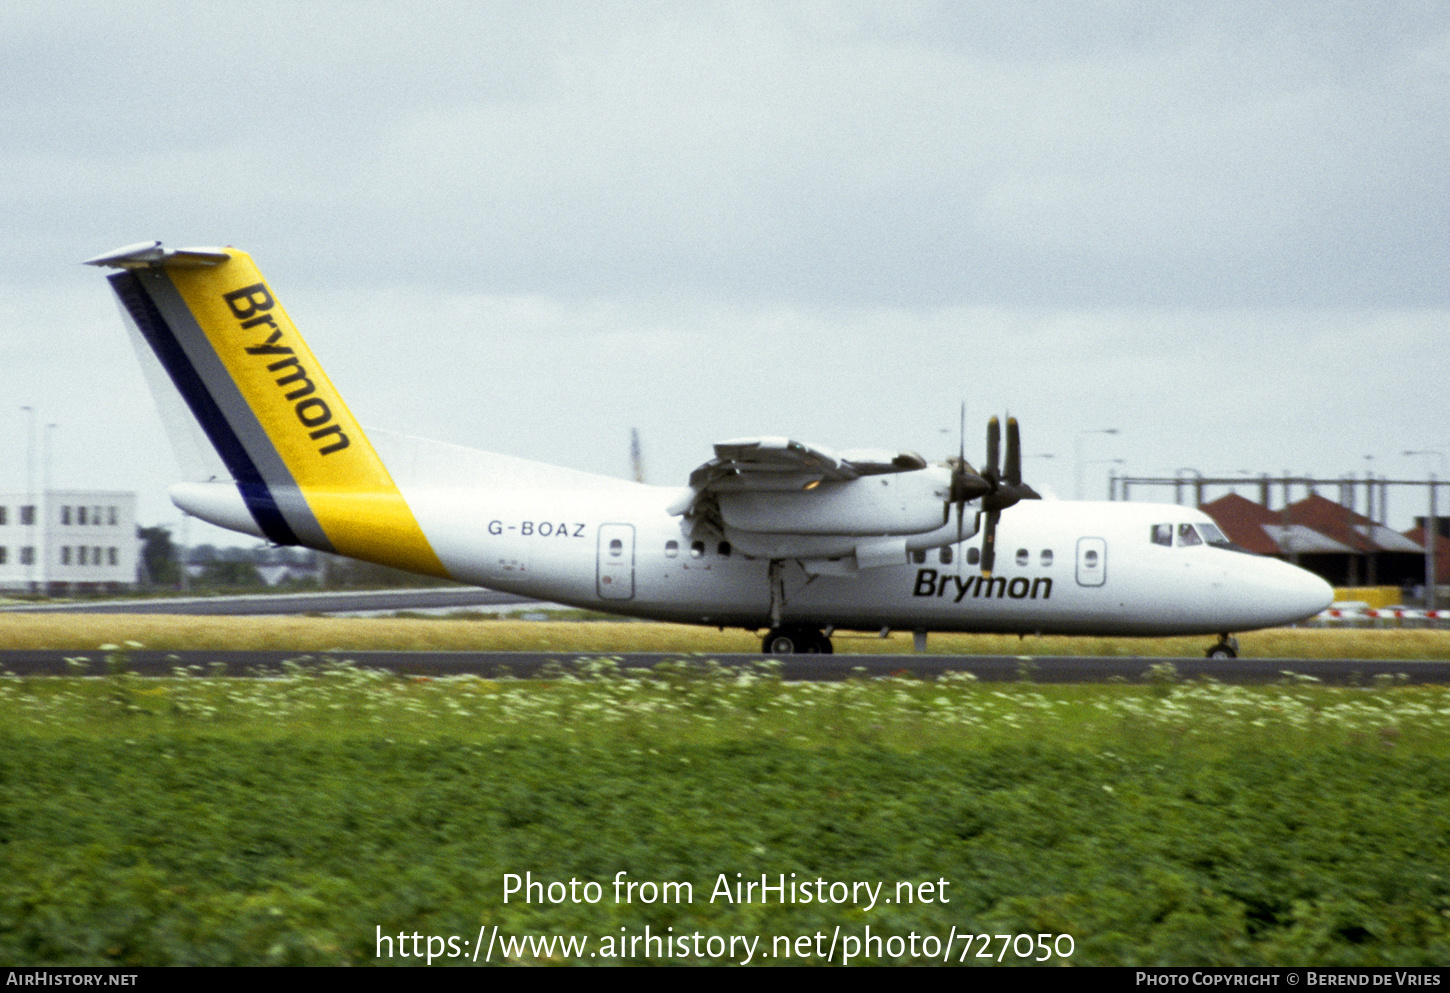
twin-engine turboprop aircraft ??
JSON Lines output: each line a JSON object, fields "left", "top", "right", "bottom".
{"left": 87, "top": 242, "right": 1333, "bottom": 656}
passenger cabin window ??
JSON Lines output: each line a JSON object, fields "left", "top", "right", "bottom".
{"left": 1084, "top": 549, "right": 1099, "bottom": 566}
{"left": 608, "top": 538, "right": 623, "bottom": 556}
{"left": 911, "top": 549, "right": 926, "bottom": 565}
{"left": 1177, "top": 523, "right": 1203, "bottom": 547}
{"left": 1152, "top": 523, "right": 1173, "bottom": 546}
{"left": 665, "top": 540, "right": 679, "bottom": 558}
{"left": 1015, "top": 548, "right": 1028, "bottom": 567}
{"left": 939, "top": 546, "right": 953, "bottom": 565}
{"left": 1040, "top": 549, "right": 1053, "bottom": 567}
{"left": 966, "top": 546, "right": 980, "bottom": 566}
{"left": 717, "top": 541, "right": 732, "bottom": 557}
{"left": 690, "top": 540, "right": 705, "bottom": 558}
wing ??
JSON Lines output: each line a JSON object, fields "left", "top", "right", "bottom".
{"left": 668, "top": 437, "right": 956, "bottom": 568}
{"left": 684, "top": 437, "right": 926, "bottom": 493}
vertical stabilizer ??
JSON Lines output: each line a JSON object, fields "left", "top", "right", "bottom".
{"left": 88, "top": 242, "right": 448, "bottom": 577}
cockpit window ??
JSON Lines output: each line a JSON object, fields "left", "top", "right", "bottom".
{"left": 1177, "top": 523, "right": 1203, "bottom": 547}
{"left": 1196, "top": 522, "right": 1234, "bottom": 549}
{"left": 1151, "top": 524, "right": 1173, "bottom": 546}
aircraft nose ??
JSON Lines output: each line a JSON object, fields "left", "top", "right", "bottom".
{"left": 1284, "top": 564, "right": 1334, "bottom": 622}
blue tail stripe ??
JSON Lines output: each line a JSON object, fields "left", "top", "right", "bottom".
{"left": 110, "top": 270, "right": 300, "bottom": 546}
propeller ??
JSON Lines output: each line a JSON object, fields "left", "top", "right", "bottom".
{"left": 947, "top": 403, "right": 990, "bottom": 551}
{"left": 976, "top": 415, "right": 1041, "bottom": 576}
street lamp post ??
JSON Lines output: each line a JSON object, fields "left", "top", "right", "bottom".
{"left": 21, "top": 406, "right": 35, "bottom": 592}
{"left": 1405, "top": 450, "right": 1446, "bottom": 612}
{"left": 1174, "top": 467, "right": 1203, "bottom": 507}
{"left": 1075, "top": 429, "right": 1119, "bottom": 500}
{"left": 1086, "top": 459, "right": 1125, "bottom": 500}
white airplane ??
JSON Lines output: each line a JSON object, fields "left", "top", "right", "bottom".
{"left": 87, "top": 241, "right": 1333, "bottom": 658}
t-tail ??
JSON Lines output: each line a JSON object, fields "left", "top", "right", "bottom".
{"left": 87, "top": 241, "right": 449, "bottom": 578}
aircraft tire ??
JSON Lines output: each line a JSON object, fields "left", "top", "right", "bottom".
{"left": 1206, "top": 644, "right": 1238, "bottom": 659}
{"left": 762, "top": 626, "right": 828, "bottom": 654}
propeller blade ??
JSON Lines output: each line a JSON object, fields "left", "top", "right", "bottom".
{"left": 980, "top": 509, "right": 999, "bottom": 576}
{"left": 958, "top": 402, "right": 966, "bottom": 468}
{"left": 985, "top": 416, "right": 1000, "bottom": 484}
{"left": 1005, "top": 417, "right": 1022, "bottom": 488}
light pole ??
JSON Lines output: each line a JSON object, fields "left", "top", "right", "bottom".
{"left": 1404, "top": 449, "right": 1446, "bottom": 612}
{"left": 1024, "top": 452, "right": 1054, "bottom": 494}
{"left": 1075, "top": 429, "right": 1118, "bottom": 500}
{"left": 41, "top": 423, "right": 56, "bottom": 590}
{"left": 1086, "top": 459, "right": 1125, "bottom": 500}
{"left": 1364, "top": 455, "right": 1377, "bottom": 586}
{"left": 21, "top": 406, "right": 35, "bottom": 592}
{"left": 1174, "top": 467, "right": 1202, "bottom": 507}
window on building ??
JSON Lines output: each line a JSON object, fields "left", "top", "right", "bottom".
{"left": 20, "top": 506, "right": 35, "bottom": 526}
{"left": 0, "top": 547, "right": 7, "bottom": 564}
{"left": 108, "top": 547, "right": 118, "bottom": 566}
{"left": 108, "top": 506, "right": 117, "bottom": 526}
{"left": 61, "top": 546, "right": 71, "bottom": 565}
{"left": 62, "top": 506, "right": 71, "bottom": 525}
{"left": 78, "top": 507, "right": 87, "bottom": 526}
{"left": 0, "top": 507, "right": 6, "bottom": 525}
{"left": 78, "top": 546, "right": 87, "bottom": 565}
{"left": 93, "top": 507, "right": 103, "bottom": 526}
{"left": 20, "top": 547, "right": 34, "bottom": 565}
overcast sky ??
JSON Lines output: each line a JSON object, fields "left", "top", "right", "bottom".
{"left": 3, "top": 1, "right": 1448, "bottom": 542}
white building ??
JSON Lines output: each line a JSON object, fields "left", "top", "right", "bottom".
{"left": 0, "top": 491, "right": 137, "bottom": 593}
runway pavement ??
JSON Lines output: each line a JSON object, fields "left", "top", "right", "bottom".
{"left": 2, "top": 649, "right": 1446, "bottom": 683}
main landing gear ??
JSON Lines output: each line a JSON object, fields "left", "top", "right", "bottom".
{"left": 1205, "top": 634, "right": 1239, "bottom": 659}
{"left": 762, "top": 626, "right": 834, "bottom": 654}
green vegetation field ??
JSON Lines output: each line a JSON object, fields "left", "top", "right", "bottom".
{"left": 4, "top": 612, "right": 1450, "bottom": 657}
{"left": 3, "top": 641, "right": 1450, "bottom": 966}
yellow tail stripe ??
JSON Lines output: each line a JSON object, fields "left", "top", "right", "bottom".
{"left": 166, "top": 250, "right": 449, "bottom": 578}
